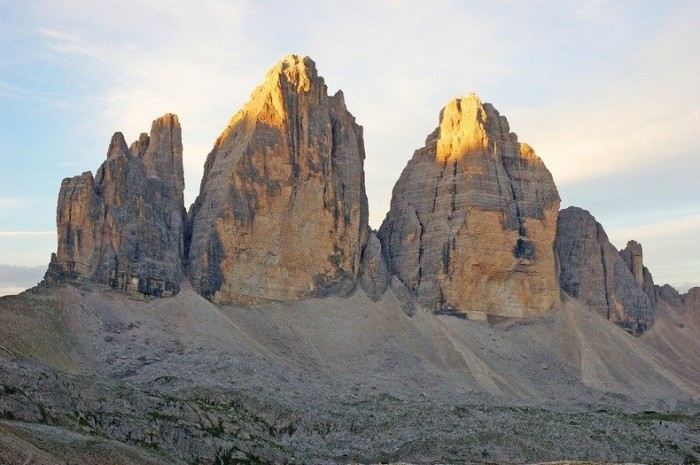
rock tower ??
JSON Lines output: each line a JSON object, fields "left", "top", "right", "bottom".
{"left": 45, "top": 114, "right": 186, "bottom": 296}
{"left": 188, "top": 55, "right": 369, "bottom": 303}
{"left": 378, "top": 94, "right": 561, "bottom": 317}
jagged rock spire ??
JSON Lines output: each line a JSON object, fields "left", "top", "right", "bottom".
{"left": 555, "top": 206, "right": 655, "bottom": 333}
{"left": 188, "top": 55, "right": 369, "bottom": 303}
{"left": 45, "top": 114, "right": 186, "bottom": 296}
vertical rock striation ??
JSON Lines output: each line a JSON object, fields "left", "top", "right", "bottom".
{"left": 188, "top": 55, "right": 369, "bottom": 303}
{"left": 377, "top": 93, "right": 561, "bottom": 317}
{"left": 555, "top": 206, "right": 654, "bottom": 332}
{"left": 45, "top": 114, "right": 186, "bottom": 296}
{"left": 619, "top": 240, "right": 657, "bottom": 307}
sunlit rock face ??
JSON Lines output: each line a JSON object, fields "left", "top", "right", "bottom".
{"left": 188, "top": 55, "right": 369, "bottom": 303}
{"left": 45, "top": 114, "right": 186, "bottom": 296}
{"left": 378, "top": 94, "right": 561, "bottom": 317}
{"left": 555, "top": 206, "right": 655, "bottom": 333}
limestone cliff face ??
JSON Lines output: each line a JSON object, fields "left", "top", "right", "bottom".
{"left": 555, "top": 207, "right": 654, "bottom": 332}
{"left": 658, "top": 285, "right": 700, "bottom": 314}
{"left": 188, "top": 55, "right": 369, "bottom": 303}
{"left": 45, "top": 114, "right": 186, "bottom": 296}
{"left": 619, "top": 240, "right": 657, "bottom": 307}
{"left": 377, "top": 94, "right": 561, "bottom": 317}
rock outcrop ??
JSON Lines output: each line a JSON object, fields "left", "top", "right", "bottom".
{"left": 656, "top": 284, "right": 682, "bottom": 307}
{"left": 358, "top": 232, "right": 391, "bottom": 302}
{"left": 682, "top": 287, "right": 700, "bottom": 312}
{"left": 188, "top": 55, "right": 369, "bottom": 303}
{"left": 657, "top": 284, "right": 700, "bottom": 314}
{"left": 377, "top": 93, "right": 561, "bottom": 317}
{"left": 619, "top": 240, "right": 656, "bottom": 307}
{"left": 44, "top": 114, "right": 186, "bottom": 296}
{"left": 555, "top": 206, "right": 654, "bottom": 332}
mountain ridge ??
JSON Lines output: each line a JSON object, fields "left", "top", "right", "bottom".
{"left": 2, "top": 54, "right": 697, "bottom": 464}
{"left": 40, "top": 55, "right": 697, "bottom": 329}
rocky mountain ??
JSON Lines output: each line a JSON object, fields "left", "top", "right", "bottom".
{"left": 555, "top": 206, "right": 655, "bottom": 333}
{"left": 44, "top": 114, "right": 186, "bottom": 297}
{"left": 377, "top": 93, "right": 561, "bottom": 318}
{"left": 683, "top": 286, "right": 700, "bottom": 312}
{"left": 37, "top": 55, "right": 693, "bottom": 334}
{"left": 7, "top": 54, "right": 700, "bottom": 465}
{"left": 187, "top": 55, "right": 369, "bottom": 304}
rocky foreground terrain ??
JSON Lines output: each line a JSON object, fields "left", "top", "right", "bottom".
{"left": 0, "top": 285, "right": 698, "bottom": 464}
{"left": 1, "top": 55, "right": 699, "bottom": 464}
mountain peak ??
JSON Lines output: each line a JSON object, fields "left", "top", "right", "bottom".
{"left": 264, "top": 54, "right": 321, "bottom": 94}
{"left": 106, "top": 132, "right": 129, "bottom": 159}
{"left": 188, "top": 54, "right": 368, "bottom": 303}
{"left": 379, "top": 95, "right": 560, "bottom": 317}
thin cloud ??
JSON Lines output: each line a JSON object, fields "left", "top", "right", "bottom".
{"left": 608, "top": 214, "right": 700, "bottom": 244}
{"left": 0, "top": 198, "right": 24, "bottom": 212}
{"left": 39, "top": 27, "right": 104, "bottom": 58}
{"left": 576, "top": 0, "right": 606, "bottom": 21}
{"left": 29, "top": 1, "right": 260, "bottom": 207}
{"left": 516, "top": 3, "right": 700, "bottom": 187}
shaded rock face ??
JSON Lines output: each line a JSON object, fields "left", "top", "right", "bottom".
{"left": 45, "top": 115, "right": 186, "bottom": 297}
{"left": 658, "top": 285, "right": 700, "bottom": 313}
{"left": 555, "top": 207, "right": 654, "bottom": 332}
{"left": 683, "top": 287, "right": 700, "bottom": 313}
{"left": 377, "top": 94, "right": 561, "bottom": 317}
{"left": 358, "top": 232, "right": 390, "bottom": 302}
{"left": 656, "top": 284, "right": 682, "bottom": 307}
{"left": 619, "top": 240, "right": 657, "bottom": 307}
{"left": 188, "top": 55, "right": 369, "bottom": 303}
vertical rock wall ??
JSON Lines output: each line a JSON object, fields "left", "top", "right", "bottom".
{"left": 378, "top": 94, "right": 561, "bottom": 317}
{"left": 555, "top": 206, "right": 655, "bottom": 332}
{"left": 45, "top": 115, "right": 186, "bottom": 296}
{"left": 188, "top": 55, "right": 369, "bottom": 303}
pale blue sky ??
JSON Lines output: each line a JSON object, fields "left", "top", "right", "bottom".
{"left": 1, "top": 0, "right": 698, "bottom": 294}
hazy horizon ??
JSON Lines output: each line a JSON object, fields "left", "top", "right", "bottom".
{"left": 1, "top": 1, "right": 698, "bottom": 295}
